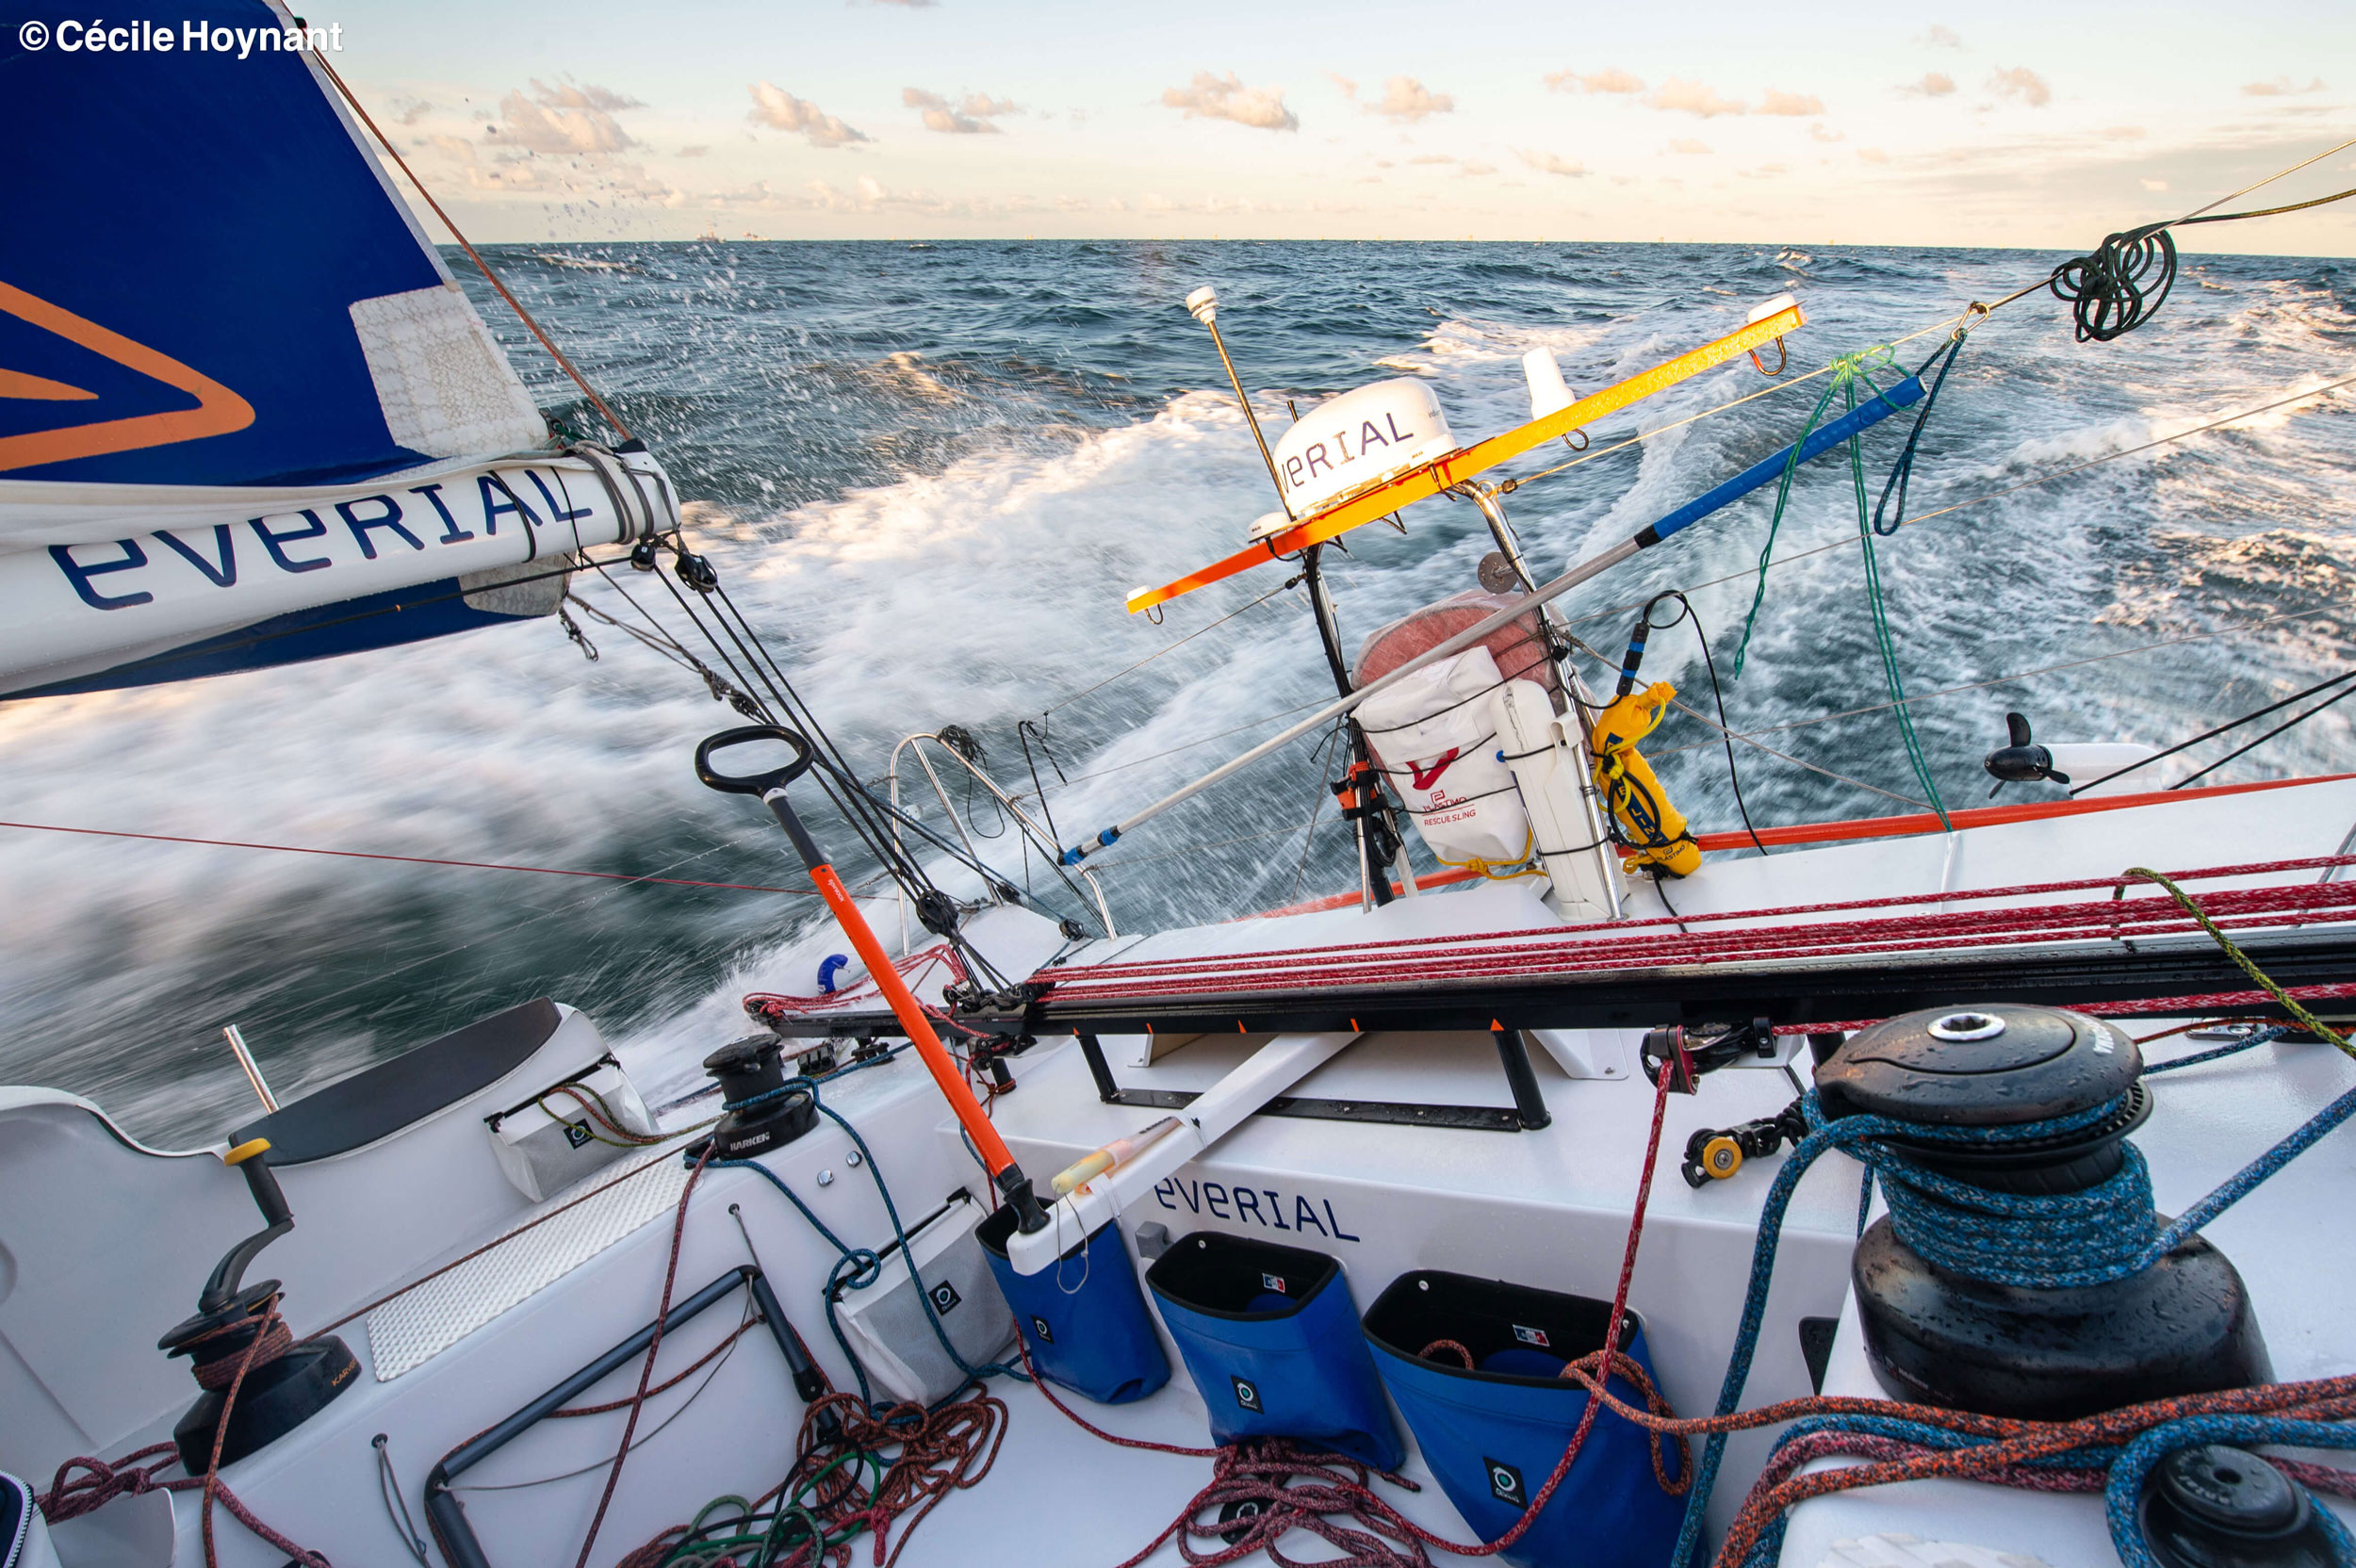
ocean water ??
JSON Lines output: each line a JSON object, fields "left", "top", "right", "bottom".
{"left": 2, "top": 240, "right": 2350, "bottom": 1146}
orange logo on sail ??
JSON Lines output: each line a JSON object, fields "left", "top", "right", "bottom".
{"left": 0, "top": 280, "right": 254, "bottom": 474}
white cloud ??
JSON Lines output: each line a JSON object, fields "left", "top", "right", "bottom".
{"left": 390, "top": 96, "right": 432, "bottom": 126}
{"left": 1546, "top": 67, "right": 1644, "bottom": 95}
{"left": 1645, "top": 78, "right": 1745, "bottom": 118}
{"left": 1809, "top": 122, "right": 1845, "bottom": 143}
{"left": 747, "top": 83, "right": 870, "bottom": 147}
{"left": 1858, "top": 147, "right": 1890, "bottom": 164}
{"left": 678, "top": 144, "right": 709, "bottom": 157}
{"left": 1371, "top": 75, "right": 1454, "bottom": 122}
{"left": 2104, "top": 125, "right": 2147, "bottom": 140}
{"left": 488, "top": 79, "right": 644, "bottom": 155}
{"left": 1759, "top": 90, "right": 1824, "bottom": 117}
{"left": 1460, "top": 160, "right": 1496, "bottom": 176}
{"left": 903, "top": 88, "right": 1020, "bottom": 134}
{"left": 1517, "top": 148, "right": 1588, "bottom": 177}
{"left": 1921, "top": 24, "right": 1963, "bottom": 48}
{"left": 2242, "top": 76, "right": 2328, "bottom": 97}
{"left": 1162, "top": 72, "right": 1300, "bottom": 131}
{"left": 1325, "top": 72, "right": 1358, "bottom": 101}
{"left": 1407, "top": 154, "right": 1456, "bottom": 165}
{"left": 1904, "top": 72, "right": 1957, "bottom": 98}
{"left": 1987, "top": 66, "right": 2052, "bottom": 107}
{"left": 1668, "top": 138, "right": 1711, "bottom": 155}
{"left": 1739, "top": 163, "right": 1790, "bottom": 180}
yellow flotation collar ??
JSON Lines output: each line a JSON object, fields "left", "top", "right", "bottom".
{"left": 1589, "top": 681, "right": 1701, "bottom": 878}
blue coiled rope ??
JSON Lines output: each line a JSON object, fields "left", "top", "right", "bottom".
{"left": 1674, "top": 1045, "right": 2356, "bottom": 1568}
{"left": 712, "top": 1065, "right": 1027, "bottom": 1416}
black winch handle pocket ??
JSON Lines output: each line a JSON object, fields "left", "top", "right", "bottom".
{"left": 695, "top": 726, "right": 814, "bottom": 796}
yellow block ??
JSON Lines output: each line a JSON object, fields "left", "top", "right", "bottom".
{"left": 224, "top": 1136, "right": 272, "bottom": 1166}
{"left": 1126, "top": 305, "right": 1804, "bottom": 614}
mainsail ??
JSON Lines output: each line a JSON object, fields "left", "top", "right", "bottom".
{"left": 0, "top": 0, "right": 674, "bottom": 698}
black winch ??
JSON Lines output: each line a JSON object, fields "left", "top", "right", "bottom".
{"left": 2140, "top": 1445, "right": 2336, "bottom": 1568}
{"left": 698, "top": 1034, "right": 817, "bottom": 1160}
{"left": 1819, "top": 1004, "right": 2271, "bottom": 1420}
{"left": 155, "top": 1138, "right": 358, "bottom": 1472}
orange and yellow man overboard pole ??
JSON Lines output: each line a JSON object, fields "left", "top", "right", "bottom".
{"left": 695, "top": 725, "right": 1050, "bottom": 1233}
{"left": 1125, "top": 302, "right": 1804, "bottom": 617}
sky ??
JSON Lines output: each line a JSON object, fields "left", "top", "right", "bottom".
{"left": 329, "top": 0, "right": 2356, "bottom": 253}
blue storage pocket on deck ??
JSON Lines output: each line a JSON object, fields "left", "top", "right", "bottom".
{"left": 1363, "top": 1270, "right": 1685, "bottom": 1568}
{"left": 977, "top": 1205, "right": 1169, "bottom": 1405}
{"left": 1146, "top": 1231, "right": 1403, "bottom": 1469}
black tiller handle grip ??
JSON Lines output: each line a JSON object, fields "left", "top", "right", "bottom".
{"left": 695, "top": 726, "right": 814, "bottom": 796}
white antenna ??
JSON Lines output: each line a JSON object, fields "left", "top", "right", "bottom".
{"left": 222, "top": 1024, "right": 280, "bottom": 1113}
{"left": 1186, "top": 286, "right": 1290, "bottom": 512}
{"left": 1522, "top": 347, "right": 1577, "bottom": 418}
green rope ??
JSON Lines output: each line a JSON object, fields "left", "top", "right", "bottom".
{"left": 1850, "top": 356, "right": 1951, "bottom": 830}
{"left": 1731, "top": 343, "right": 1949, "bottom": 826}
{"left": 2119, "top": 867, "right": 2356, "bottom": 1060}
{"left": 1731, "top": 346, "right": 1903, "bottom": 676}
{"left": 657, "top": 1447, "right": 888, "bottom": 1566}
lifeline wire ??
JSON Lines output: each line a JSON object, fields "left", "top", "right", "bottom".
{"left": 0, "top": 820, "right": 820, "bottom": 898}
{"left": 1639, "top": 606, "right": 2339, "bottom": 765}
{"left": 2170, "top": 681, "right": 2356, "bottom": 791}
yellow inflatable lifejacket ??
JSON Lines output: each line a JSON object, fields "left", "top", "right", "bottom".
{"left": 1589, "top": 680, "right": 1701, "bottom": 877}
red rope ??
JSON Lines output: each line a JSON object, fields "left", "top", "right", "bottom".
{"left": 0, "top": 820, "right": 818, "bottom": 897}
{"left": 39, "top": 1319, "right": 333, "bottom": 1567}
{"left": 1018, "top": 1337, "right": 1217, "bottom": 1458}
{"left": 573, "top": 1145, "right": 712, "bottom": 1568}
{"left": 746, "top": 945, "right": 970, "bottom": 1020}
{"left": 1040, "top": 858, "right": 2356, "bottom": 1005}
{"left": 609, "top": 1384, "right": 1011, "bottom": 1568}
{"left": 1709, "top": 1386, "right": 2356, "bottom": 1568}
{"left": 1032, "top": 1062, "right": 1688, "bottom": 1567}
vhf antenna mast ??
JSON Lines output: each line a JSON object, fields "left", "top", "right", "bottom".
{"left": 1186, "top": 286, "right": 1290, "bottom": 514}
{"left": 1184, "top": 285, "right": 1408, "bottom": 908}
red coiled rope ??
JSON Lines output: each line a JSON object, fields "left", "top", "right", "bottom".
{"left": 39, "top": 1302, "right": 333, "bottom": 1567}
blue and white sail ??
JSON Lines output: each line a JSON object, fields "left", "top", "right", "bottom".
{"left": 0, "top": 0, "right": 675, "bottom": 698}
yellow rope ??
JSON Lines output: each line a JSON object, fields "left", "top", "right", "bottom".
{"left": 2120, "top": 866, "right": 2355, "bottom": 1060}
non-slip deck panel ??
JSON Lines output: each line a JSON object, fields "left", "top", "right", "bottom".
{"left": 233, "top": 998, "right": 564, "bottom": 1164}
{"left": 365, "top": 1142, "right": 691, "bottom": 1380}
